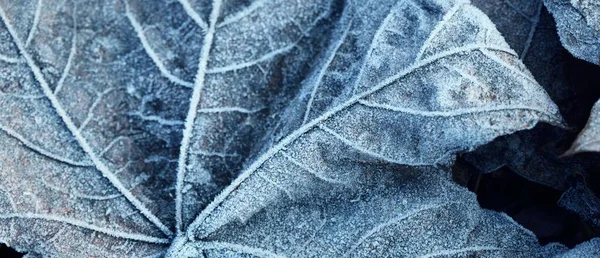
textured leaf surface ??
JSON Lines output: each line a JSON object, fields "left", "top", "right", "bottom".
{"left": 185, "top": 0, "right": 563, "bottom": 241}
{"left": 0, "top": 0, "right": 187, "bottom": 256}
{"left": 170, "top": 167, "right": 599, "bottom": 257}
{"left": 558, "top": 181, "right": 600, "bottom": 228}
{"left": 2, "top": 0, "right": 598, "bottom": 257}
{"left": 544, "top": 0, "right": 600, "bottom": 64}
{"left": 566, "top": 99, "right": 600, "bottom": 154}
{"left": 0, "top": 0, "right": 338, "bottom": 256}
{"left": 466, "top": 0, "right": 600, "bottom": 190}
{"left": 171, "top": 0, "right": 340, "bottom": 233}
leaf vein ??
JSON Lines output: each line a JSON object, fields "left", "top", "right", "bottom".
{"left": 124, "top": 1, "right": 194, "bottom": 89}
{"left": 207, "top": 43, "right": 297, "bottom": 74}
{"left": 24, "top": 0, "right": 42, "bottom": 47}
{"left": 280, "top": 151, "right": 346, "bottom": 184}
{"left": 216, "top": 0, "right": 267, "bottom": 28}
{"left": 175, "top": 0, "right": 223, "bottom": 234}
{"left": 189, "top": 241, "right": 284, "bottom": 258}
{"left": 54, "top": 4, "right": 77, "bottom": 95}
{"left": 415, "top": 2, "right": 464, "bottom": 61}
{"left": 189, "top": 44, "right": 533, "bottom": 237}
{"left": 318, "top": 125, "right": 430, "bottom": 166}
{"left": 303, "top": 19, "right": 352, "bottom": 124}
{"left": 0, "top": 123, "right": 93, "bottom": 167}
{"left": 0, "top": 213, "right": 170, "bottom": 244}
{"left": 178, "top": 0, "right": 209, "bottom": 31}
{"left": 357, "top": 100, "right": 558, "bottom": 119}
{"left": 346, "top": 202, "right": 464, "bottom": 256}
{"left": 0, "top": 53, "right": 20, "bottom": 63}
{"left": 0, "top": 6, "right": 173, "bottom": 237}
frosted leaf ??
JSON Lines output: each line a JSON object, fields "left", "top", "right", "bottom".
{"left": 0, "top": 0, "right": 188, "bottom": 255}
{"left": 558, "top": 181, "right": 600, "bottom": 228}
{"left": 172, "top": 0, "right": 341, "bottom": 233}
{"left": 566, "top": 99, "right": 600, "bottom": 154}
{"left": 466, "top": 0, "right": 589, "bottom": 190}
{"left": 0, "top": 0, "right": 340, "bottom": 255}
{"left": 184, "top": 0, "right": 563, "bottom": 240}
{"left": 544, "top": 0, "right": 600, "bottom": 64}
{"left": 557, "top": 238, "right": 600, "bottom": 257}
{"left": 1, "top": 0, "right": 595, "bottom": 256}
{"left": 169, "top": 167, "right": 599, "bottom": 257}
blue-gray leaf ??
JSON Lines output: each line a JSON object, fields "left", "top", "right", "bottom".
{"left": 186, "top": 0, "right": 563, "bottom": 240}
{"left": 544, "top": 0, "right": 600, "bottom": 64}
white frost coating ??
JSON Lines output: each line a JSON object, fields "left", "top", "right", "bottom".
{"left": 175, "top": 0, "right": 222, "bottom": 234}
{"left": 124, "top": 1, "right": 194, "bottom": 89}
{"left": 175, "top": 166, "right": 587, "bottom": 257}
{"left": 415, "top": 3, "right": 464, "bottom": 61}
{"left": 189, "top": 150, "right": 239, "bottom": 158}
{"left": 0, "top": 124, "right": 93, "bottom": 167}
{"left": 480, "top": 49, "right": 537, "bottom": 84}
{"left": 45, "top": 226, "right": 68, "bottom": 245}
{"left": 544, "top": 0, "right": 600, "bottom": 64}
{"left": 0, "top": 53, "right": 20, "bottom": 63}
{"left": 129, "top": 112, "right": 185, "bottom": 126}
{"left": 188, "top": 40, "right": 562, "bottom": 236}
{"left": 349, "top": 2, "right": 397, "bottom": 95}
{"left": 206, "top": 43, "right": 297, "bottom": 74}
{"left": 345, "top": 202, "right": 460, "bottom": 256}
{"left": 217, "top": 0, "right": 268, "bottom": 28}
{"left": 24, "top": 0, "right": 42, "bottom": 48}
{"left": 319, "top": 124, "right": 431, "bottom": 166}
{"left": 0, "top": 213, "right": 170, "bottom": 244}
{"left": 41, "top": 177, "right": 123, "bottom": 201}
{"left": 197, "top": 106, "right": 262, "bottom": 114}
{"left": 186, "top": 2, "right": 565, "bottom": 243}
{"left": 77, "top": 88, "right": 122, "bottom": 132}
{"left": 0, "top": 6, "right": 173, "bottom": 237}
{"left": 303, "top": 20, "right": 352, "bottom": 124}
{"left": 256, "top": 173, "right": 294, "bottom": 200}
{"left": 184, "top": 241, "right": 285, "bottom": 258}
{"left": 419, "top": 246, "right": 507, "bottom": 257}
{"left": 54, "top": 5, "right": 77, "bottom": 95}
{"left": 0, "top": 92, "right": 43, "bottom": 99}
{"left": 280, "top": 151, "right": 346, "bottom": 184}
{"left": 3, "top": 0, "right": 598, "bottom": 256}
{"left": 178, "top": 0, "right": 208, "bottom": 31}
{"left": 468, "top": 0, "right": 590, "bottom": 190}
{"left": 175, "top": 0, "right": 333, "bottom": 236}
{"left": 444, "top": 63, "right": 485, "bottom": 87}
{"left": 98, "top": 136, "right": 130, "bottom": 157}
{"left": 357, "top": 100, "right": 557, "bottom": 119}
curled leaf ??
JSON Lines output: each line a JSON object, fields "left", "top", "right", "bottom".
{"left": 467, "top": 0, "right": 598, "bottom": 190}
{"left": 566, "top": 99, "right": 600, "bottom": 154}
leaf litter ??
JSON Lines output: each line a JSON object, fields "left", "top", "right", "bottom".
{"left": 0, "top": 0, "right": 599, "bottom": 257}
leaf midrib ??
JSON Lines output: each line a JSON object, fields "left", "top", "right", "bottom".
{"left": 187, "top": 42, "right": 553, "bottom": 237}
{"left": 175, "top": 0, "right": 223, "bottom": 235}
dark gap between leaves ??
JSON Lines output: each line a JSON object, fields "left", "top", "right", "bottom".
{"left": 0, "top": 244, "right": 23, "bottom": 258}
{"left": 452, "top": 157, "right": 597, "bottom": 248}
{"left": 558, "top": 49, "right": 600, "bottom": 128}
{"left": 451, "top": 49, "right": 600, "bottom": 248}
